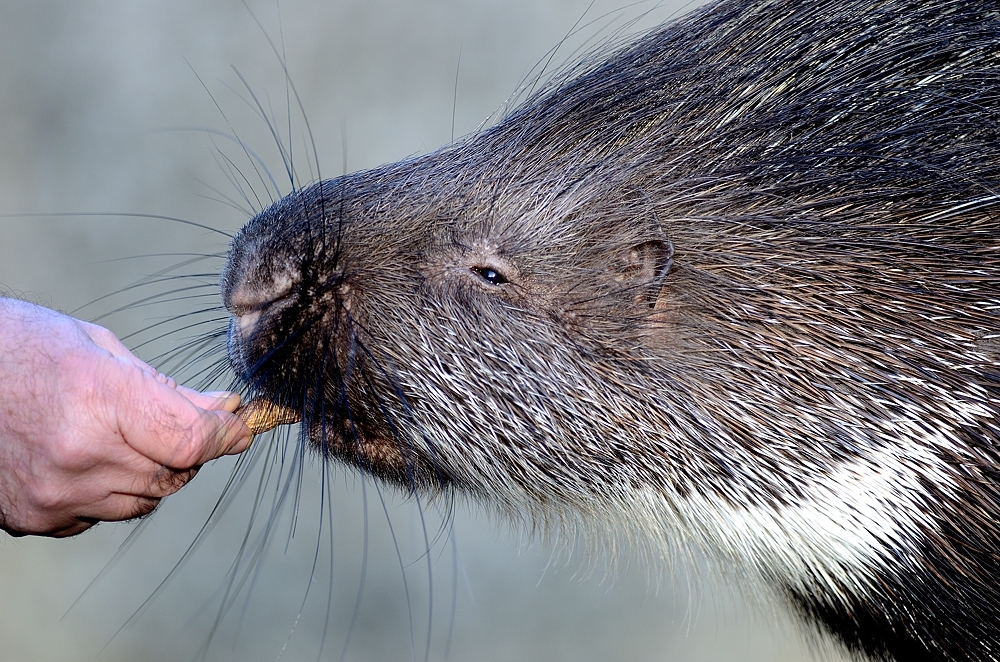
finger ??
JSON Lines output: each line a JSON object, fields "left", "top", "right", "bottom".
{"left": 81, "top": 492, "right": 162, "bottom": 524}
{"left": 141, "top": 465, "right": 200, "bottom": 499}
{"left": 114, "top": 362, "right": 252, "bottom": 468}
{"left": 110, "top": 461, "right": 201, "bottom": 500}
{"left": 78, "top": 320, "right": 158, "bottom": 375}
{"left": 36, "top": 495, "right": 160, "bottom": 538}
{"left": 79, "top": 319, "right": 241, "bottom": 414}
{"left": 45, "top": 519, "right": 97, "bottom": 539}
{"left": 175, "top": 387, "right": 242, "bottom": 413}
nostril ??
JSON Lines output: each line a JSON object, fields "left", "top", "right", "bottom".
{"left": 225, "top": 273, "right": 298, "bottom": 350}
{"left": 234, "top": 308, "right": 263, "bottom": 338}
{"left": 226, "top": 274, "right": 296, "bottom": 315}
{"left": 224, "top": 265, "right": 296, "bottom": 314}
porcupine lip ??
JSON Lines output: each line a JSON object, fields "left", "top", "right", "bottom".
{"left": 308, "top": 411, "right": 451, "bottom": 489}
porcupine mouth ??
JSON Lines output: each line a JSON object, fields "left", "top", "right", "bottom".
{"left": 228, "top": 322, "right": 448, "bottom": 489}
{"left": 302, "top": 409, "right": 444, "bottom": 487}
{"left": 224, "top": 276, "right": 453, "bottom": 489}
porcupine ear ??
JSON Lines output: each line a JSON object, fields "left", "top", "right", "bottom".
{"left": 605, "top": 191, "right": 674, "bottom": 308}
{"left": 616, "top": 238, "right": 674, "bottom": 308}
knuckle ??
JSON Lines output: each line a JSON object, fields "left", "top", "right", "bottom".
{"left": 171, "top": 415, "right": 222, "bottom": 468}
{"left": 170, "top": 432, "right": 206, "bottom": 468}
{"left": 51, "top": 431, "right": 90, "bottom": 465}
{"left": 25, "top": 478, "right": 71, "bottom": 515}
{"left": 81, "top": 321, "right": 117, "bottom": 347}
{"left": 46, "top": 427, "right": 101, "bottom": 475}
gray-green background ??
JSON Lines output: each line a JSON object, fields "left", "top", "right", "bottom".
{"left": 0, "top": 2, "right": 851, "bottom": 660}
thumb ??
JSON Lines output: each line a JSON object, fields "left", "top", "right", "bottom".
{"left": 112, "top": 358, "right": 252, "bottom": 468}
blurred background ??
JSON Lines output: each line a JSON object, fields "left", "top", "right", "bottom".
{"left": 0, "top": 1, "right": 851, "bottom": 660}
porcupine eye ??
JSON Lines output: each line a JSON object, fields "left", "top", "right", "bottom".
{"left": 472, "top": 266, "right": 508, "bottom": 285}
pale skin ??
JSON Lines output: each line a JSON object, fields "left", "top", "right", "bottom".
{"left": 0, "top": 298, "right": 252, "bottom": 537}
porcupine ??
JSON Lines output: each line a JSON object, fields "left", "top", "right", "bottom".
{"left": 221, "top": 0, "right": 1000, "bottom": 660}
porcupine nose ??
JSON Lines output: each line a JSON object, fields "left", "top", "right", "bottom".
{"left": 221, "top": 214, "right": 301, "bottom": 379}
{"left": 223, "top": 278, "right": 295, "bottom": 379}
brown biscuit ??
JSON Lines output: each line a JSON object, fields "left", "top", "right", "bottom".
{"left": 235, "top": 398, "right": 301, "bottom": 435}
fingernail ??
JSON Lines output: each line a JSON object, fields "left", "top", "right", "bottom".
{"left": 206, "top": 391, "right": 241, "bottom": 412}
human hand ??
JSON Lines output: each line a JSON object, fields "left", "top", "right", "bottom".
{"left": 0, "top": 298, "right": 251, "bottom": 537}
